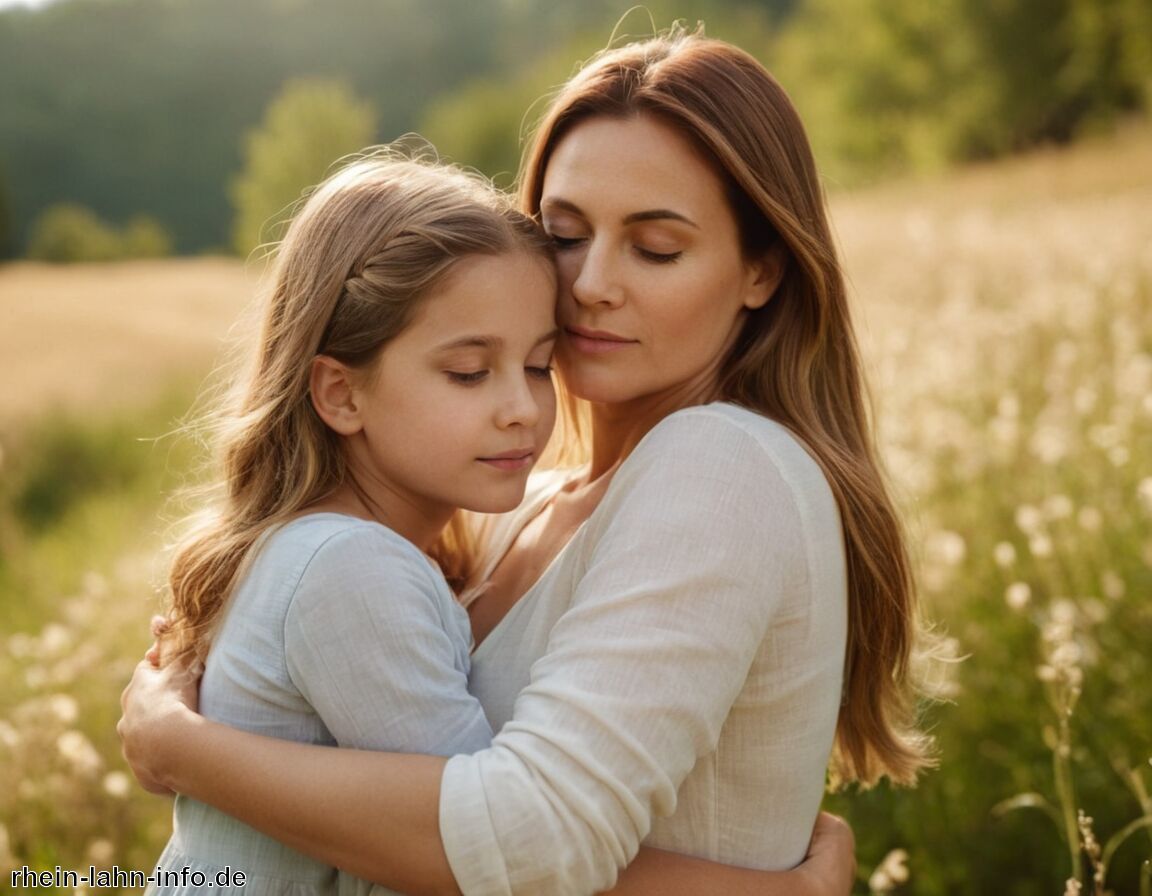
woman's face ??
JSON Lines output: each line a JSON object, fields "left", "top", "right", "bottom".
{"left": 539, "top": 113, "right": 772, "bottom": 411}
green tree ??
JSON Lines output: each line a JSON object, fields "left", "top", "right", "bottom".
{"left": 121, "top": 214, "right": 173, "bottom": 259}
{"left": 27, "top": 204, "right": 122, "bottom": 263}
{"left": 230, "top": 78, "right": 377, "bottom": 255}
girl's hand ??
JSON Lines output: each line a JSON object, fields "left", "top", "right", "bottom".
{"left": 798, "top": 812, "right": 857, "bottom": 895}
{"left": 116, "top": 652, "right": 202, "bottom": 796}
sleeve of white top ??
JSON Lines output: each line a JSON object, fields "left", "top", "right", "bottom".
{"left": 283, "top": 526, "right": 494, "bottom": 757}
{"left": 440, "top": 410, "right": 807, "bottom": 895}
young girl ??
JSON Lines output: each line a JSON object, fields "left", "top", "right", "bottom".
{"left": 149, "top": 153, "right": 559, "bottom": 894}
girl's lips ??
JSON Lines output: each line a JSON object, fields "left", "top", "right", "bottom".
{"left": 478, "top": 451, "right": 534, "bottom": 472}
{"left": 565, "top": 326, "right": 637, "bottom": 355}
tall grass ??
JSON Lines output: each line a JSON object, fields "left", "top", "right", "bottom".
{"left": 0, "top": 390, "right": 200, "bottom": 890}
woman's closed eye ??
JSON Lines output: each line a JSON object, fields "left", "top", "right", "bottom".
{"left": 550, "top": 234, "right": 584, "bottom": 251}
{"left": 635, "top": 246, "right": 682, "bottom": 264}
{"left": 526, "top": 364, "right": 554, "bottom": 380}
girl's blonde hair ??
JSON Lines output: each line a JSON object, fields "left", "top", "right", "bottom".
{"left": 519, "top": 26, "right": 935, "bottom": 788}
{"left": 163, "top": 151, "right": 551, "bottom": 663}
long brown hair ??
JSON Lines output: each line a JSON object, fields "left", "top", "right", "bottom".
{"left": 519, "top": 25, "right": 934, "bottom": 787}
{"left": 163, "top": 150, "right": 551, "bottom": 663}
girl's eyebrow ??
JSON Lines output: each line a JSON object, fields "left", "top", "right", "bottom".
{"left": 434, "top": 329, "right": 560, "bottom": 353}
{"left": 541, "top": 197, "right": 699, "bottom": 229}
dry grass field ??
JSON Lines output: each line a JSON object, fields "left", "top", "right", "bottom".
{"left": 0, "top": 257, "right": 262, "bottom": 435}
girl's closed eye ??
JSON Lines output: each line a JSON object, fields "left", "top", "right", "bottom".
{"left": 526, "top": 363, "right": 554, "bottom": 380}
{"left": 446, "top": 369, "right": 488, "bottom": 385}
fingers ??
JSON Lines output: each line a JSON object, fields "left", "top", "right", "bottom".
{"left": 150, "top": 614, "right": 171, "bottom": 637}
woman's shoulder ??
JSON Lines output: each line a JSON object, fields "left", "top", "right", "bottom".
{"left": 629, "top": 401, "right": 829, "bottom": 490}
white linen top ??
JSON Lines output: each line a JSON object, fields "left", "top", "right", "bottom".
{"left": 440, "top": 402, "right": 848, "bottom": 894}
{"left": 151, "top": 514, "right": 493, "bottom": 896}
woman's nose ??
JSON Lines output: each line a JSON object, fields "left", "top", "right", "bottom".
{"left": 569, "top": 240, "right": 625, "bottom": 309}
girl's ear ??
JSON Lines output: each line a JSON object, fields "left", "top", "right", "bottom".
{"left": 741, "top": 243, "right": 788, "bottom": 311}
{"left": 310, "top": 355, "right": 363, "bottom": 435}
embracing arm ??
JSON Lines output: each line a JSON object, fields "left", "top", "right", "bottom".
{"left": 121, "top": 413, "right": 849, "bottom": 893}
{"left": 118, "top": 676, "right": 852, "bottom": 896}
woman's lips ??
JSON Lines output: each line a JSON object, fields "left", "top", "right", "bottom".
{"left": 565, "top": 326, "right": 637, "bottom": 354}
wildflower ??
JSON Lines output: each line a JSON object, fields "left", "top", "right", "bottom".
{"left": 86, "top": 838, "right": 114, "bottom": 867}
{"left": 997, "top": 393, "right": 1020, "bottom": 419}
{"left": 47, "top": 693, "right": 79, "bottom": 725}
{"left": 1015, "top": 504, "right": 1044, "bottom": 534}
{"left": 39, "top": 623, "right": 72, "bottom": 657}
{"left": 0, "top": 720, "right": 19, "bottom": 750}
{"left": 928, "top": 530, "right": 967, "bottom": 566}
{"left": 56, "top": 730, "right": 102, "bottom": 777}
{"left": 102, "top": 770, "right": 131, "bottom": 799}
{"left": 1029, "top": 533, "right": 1054, "bottom": 558}
{"left": 868, "top": 848, "right": 910, "bottom": 893}
{"left": 993, "top": 541, "right": 1017, "bottom": 568}
{"left": 1138, "top": 478, "right": 1152, "bottom": 516}
{"left": 1077, "top": 506, "right": 1102, "bottom": 531}
{"left": 1101, "top": 571, "right": 1125, "bottom": 600}
{"left": 1043, "top": 494, "right": 1073, "bottom": 520}
{"left": 1064, "top": 879, "right": 1083, "bottom": 895}
{"left": 1005, "top": 582, "right": 1031, "bottom": 611}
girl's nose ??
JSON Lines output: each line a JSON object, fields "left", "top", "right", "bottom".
{"left": 495, "top": 373, "right": 541, "bottom": 430}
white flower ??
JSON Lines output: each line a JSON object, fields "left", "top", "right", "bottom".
{"left": 1005, "top": 582, "right": 1032, "bottom": 611}
{"left": 86, "top": 838, "right": 114, "bottom": 867}
{"left": 1043, "top": 494, "right": 1073, "bottom": 520}
{"left": 48, "top": 693, "right": 79, "bottom": 725}
{"left": 1077, "top": 506, "right": 1102, "bottom": 531}
{"left": 1015, "top": 504, "right": 1044, "bottom": 534}
{"left": 1138, "top": 478, "right": 1152, "bottom": 516}
{"left": 993, "top": 542, "right": 1017, "bottom": 568}
{"left": 1029, "top": 533, "right": 1054, "bottom": 558}
{"left": 102, "top": 771, "right": 132, "bottom": 799}
{"left": 56, "top": 730, "right": 102, "bottom": 777}
{"left": 869, "top": 849, "right": 910, "bottom": 893}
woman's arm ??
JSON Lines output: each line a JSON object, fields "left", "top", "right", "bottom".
{"left": 121, "top": 663, "right": 852, "bottom": 893}
{"left": 119, "top": 662, "right": 853, "bottom": 895}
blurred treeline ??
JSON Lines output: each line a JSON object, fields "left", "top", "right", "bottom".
{"left": 0, "top": 0, "right": 1148, "bottom": 259}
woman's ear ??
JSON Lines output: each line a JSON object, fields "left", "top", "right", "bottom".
{"left": 310, "top": 355, "right": 363, "bottom": 436}
{"left": 741, "top": 243, "right": 787, "bottom": 311}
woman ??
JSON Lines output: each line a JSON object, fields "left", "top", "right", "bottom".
{"left": 120, "top": 26, "right": 930, "bottom": 895}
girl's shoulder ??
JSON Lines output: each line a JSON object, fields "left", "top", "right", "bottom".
{"left": 249, "top": 513, "right": 442, "bottom": 596}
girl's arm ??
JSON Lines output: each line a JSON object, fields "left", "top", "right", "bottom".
{"left": 119, "top": 662, "right": 853, "bottom": 896}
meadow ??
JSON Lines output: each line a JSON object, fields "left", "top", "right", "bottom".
{"left": 0, "top": 125, "right": 1149, "bottom": 894}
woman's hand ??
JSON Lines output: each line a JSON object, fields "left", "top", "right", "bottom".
{"left": 116, "top": 650, "right": 202, "bottom": 796}
{"left": 796, "top": 812, "right": 857, "bottom": 895}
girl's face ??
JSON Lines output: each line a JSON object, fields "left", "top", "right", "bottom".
{"left": 348, "top": 250, "right": 557, "bottom": 519}
{"left": 539, "top": 114, "right": 772, "bottom": 412}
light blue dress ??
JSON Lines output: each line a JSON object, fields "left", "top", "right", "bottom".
{"left": 150, "top": 513, "right": 494, "bottom": 896}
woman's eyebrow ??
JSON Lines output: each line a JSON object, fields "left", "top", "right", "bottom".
{"left": 541, "top": 197, "right": 699, "bottom": 229}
